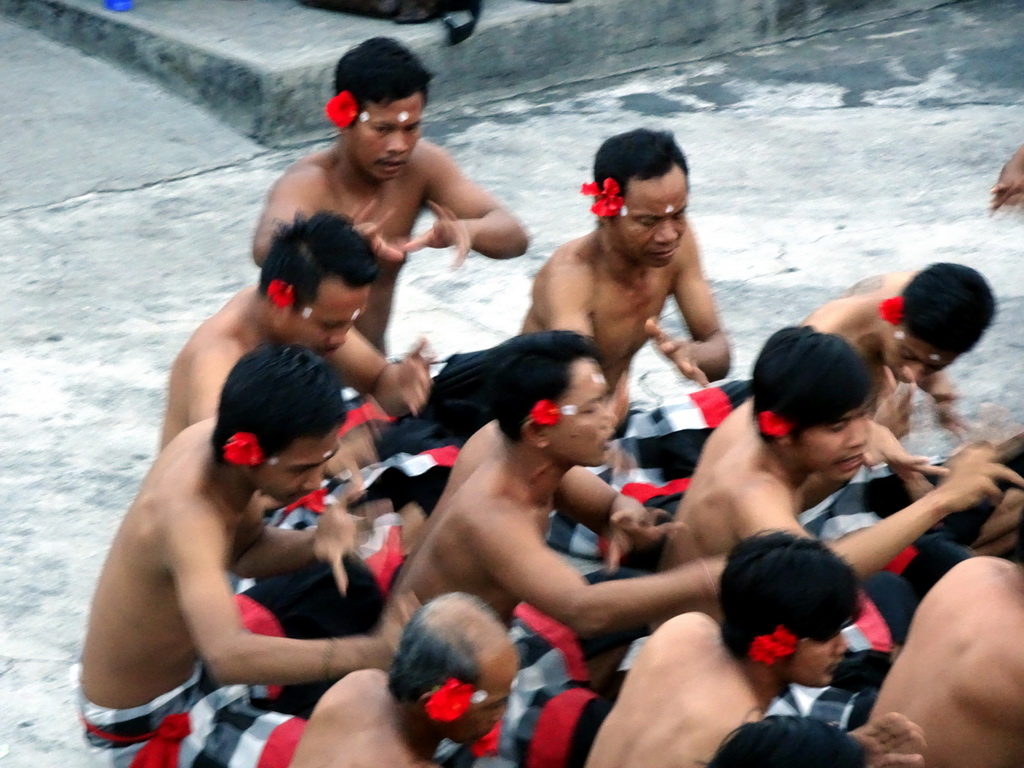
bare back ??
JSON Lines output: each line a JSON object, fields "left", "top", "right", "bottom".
{"left": 586, "top": 614, "right": 759, "bottom": 768}
{"left": 874, "top": 558, "right": 1024, "bottom": 768}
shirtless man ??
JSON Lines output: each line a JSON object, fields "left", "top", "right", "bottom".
{"left": 290, "top": 593, "right": 517, "bottom": 768}
{"left": 806, "top": 262, "right": 996, "bottom": 437}
{"left": 162, "top": 212, "right": 431, "bottom": 451}
{"left": 390, "top": 331, "right": 721, "bottom": 636}
{"left": 253, "top": 37, "right": 528, "bottom": 351}
{"left": 872, "top": 540, "right": 1024, "bottom": 768}
{"left": 990, "top": 143, "right": 1024, "bottom": 211}
{"left": 81, "top": 346, "right": 407, "bottom": 767}
{"left": 658, "top": 326, "right": 1022, "bottom": 579}
{"left": 522, "top": 128, "right": 730, "bottom": 403}
{"left": 587, "top": 532, "right": 924, "bottom": 768}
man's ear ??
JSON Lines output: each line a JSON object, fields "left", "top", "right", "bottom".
{"left": 520, "top": 420, "right": 549, "bottom": 450}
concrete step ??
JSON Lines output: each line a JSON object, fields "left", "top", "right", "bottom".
{"left": 1, "top": 0, "right": 953, "bottom": 145}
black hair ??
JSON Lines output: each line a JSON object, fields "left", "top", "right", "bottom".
{"left": 720, "top": 532, "right": 858, "bottom": 659}
{"left": 333, "top": 37, "right": 432, "bottom": 108}
{"left": 488, "top": 331, "right": 601, "bottom": 441}
{"left": 258, "top": 212, "right": 378, "bottom": 307}
{"left": 388, "top": 594, "right": 498, "bottom": 702}
{"left": 902, "top": 263, "right": 995, "bottom": 354}
{"left": 752, "top": 326, "right": 870, "bottom": 438}
{"left": 709, "top": 716, "right": 865, "bottom": 768}
{"left": 592, "top": 128, "right": 689, "bottom": 198}
{"left": 212, "top": 344, "right": 347, "bottom": 462}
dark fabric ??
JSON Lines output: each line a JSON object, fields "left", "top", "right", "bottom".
{"left": 862, "top": 572, "right": 918, "bottom": 645}
{"left": 567, "top": 697, "right": 614, "bottom": 768}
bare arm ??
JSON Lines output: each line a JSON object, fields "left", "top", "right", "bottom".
{"left": 232, "top": 503, "right": 319, "bottom": 580}
{"left": 991, "top": 144, "right": 1024, "bottom": 212}
{"left": 475, "top": 510, "right": 720, "bottom": 637}
{"left": 670, "top": 227, "right": 730, "bottom": 382}
{"left": 166, "top": 503, "right": 388, "bottom": 686}
{"left": 253, "top": 169, "right": 329, "bottom": 266}
{"left": 526, "top": 254, "right": 595, "bottom": 337}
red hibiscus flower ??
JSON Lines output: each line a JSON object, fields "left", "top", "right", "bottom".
{"left": 325, "top": 90, "right": 359, "bottom": 129}
{"left": 757, "top": 410, "right": 795, "bottom": 438}
{"left": 748, "top": 625, "right": 799, "bottom": 665}
{"left": 472, "top": 722, "right": 501, "bottom": 757}
{"left": 529, "top": 399, "right": 562, "bottom": 427}
{"left": 878, "top": 296, "right": 904, "bottom": 326}
{"left": 223, "top": 432, "right": 264, "bottom": 466}
{"left": 424, "top": 678, "right": 475, "bottom": 722}
{"left": 266, "top": 279, "right": 295, "bottom": 309}
{"left": 581, "top": 177, "right": 625, "bottom": 217}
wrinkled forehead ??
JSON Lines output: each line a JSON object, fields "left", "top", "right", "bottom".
{"left": 622, "top": 165, "right": 689, "bottom": 213}
{"left": 309, "top": 278, "right": 369, "bottom": 318}
{"left": 360, "top": 92, "right": 425, "bottom": 122}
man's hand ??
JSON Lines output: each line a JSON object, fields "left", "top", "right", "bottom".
{"left": 874, "top": 370, "right": 915, "bottom": 440}
{"left": 851, "top": 712, "right": 926, "bottom": 768}
{"left": 313, "top": 491, "right": 360, "bottom": 594}
{"left": 990, "top": 146, "right": 1024, "bottom": 212}
{"left": 391, "top": 337, "right": 434, "bottom": 416}
{"left": 932, "top": 442, "right": 1024, "bottom": 515}
{"left": 352, "top": 200, "right": 406, "bottom": 266}
{"left": 605, "top": 501, "right": 673, "bottom": 572}
{"left": 645, "top": 318, "right": 710, "bottom": 388}
{"left": 404, "top": 201, "right": 473, "bottom": 268}
{"left": 865, "top": 422, "right": 947, "bottom": 482}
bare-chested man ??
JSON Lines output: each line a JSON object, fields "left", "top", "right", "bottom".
{"left": 522, "top": 128, "right": 730, "bottom": 404}
{"left": 390, "top": 331, "right": 721, "bottom": 636}
{"left": 872, "top": 541, "right": 1024, "bottom": 768}
{"left": 290, "top": 593, "right": 517, "bottom": 768}
{"left": 658, "top": 326, "right": 1022, "bottom": 579}
{"left": 81, "top": 346, "right": 407, "bottom": 768}
{"left": 806, "top": 262, "right": 995, "bottom": 437}
{"left": 588, "top": 532, "right": 924, "bottom": 768}
{"left": 991, "top": 143, "right": 1024, "bottom": 211}
{"left": 253, "top": 37, "right": 528, "bottom": 352}
{"left": 162, "top": 212, "right": 431, "bottom": 452}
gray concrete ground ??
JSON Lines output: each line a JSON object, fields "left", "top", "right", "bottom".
{"left": 2, "top": 0, "right": 1023, "bottom": 763}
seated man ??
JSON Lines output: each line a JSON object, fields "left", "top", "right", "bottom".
{"left": 522, "top": 128, "right": 731, "bottom": 406}
{"left": 659, "top": 326, "right": 1021, "bottom": 580}
{"left": 253, "top": 37, "right": 528, "bottom": 351}
{"left": 80, "top": 346, "right": 408, "bottom": 768}
{"left": 390, "top": 331, "right": 721, "bottom": 634}
{"left": 587, "top": 532, "right": 925, "bottom": 768}
{"left": 872, "top": 533, "right": 1024, "bottom": 768}
{"left": 162, "top": 212, "right": 431, "bottom": 451}
{"left": 991, "top": 143, "right": 1024, "bottom": 211}
{"left": 805, "top": 262, "right": 996, "bottom": 437}
{"left": 290, "top": 593, "right": 517, "bottom": 768}
{"left": 709, "top": 716, "right": 922, "bottom": 768}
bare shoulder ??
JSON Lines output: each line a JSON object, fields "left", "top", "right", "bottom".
{"left": 648, "top": 612, "right": 720, "bottom": 650}
{"left": 316, "top": 669, "right": 390, "bottom": 718}
{"left": 274, "top": 151, "right": 334, "bottom": 189}
{"left": 928, "top": 556, "right": 1022, "bottom": 605}
{"left": 538, "top": 236, "right": 598, "bottom": 279}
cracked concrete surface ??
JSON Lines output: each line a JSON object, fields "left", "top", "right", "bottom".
{"left": 2, "top": 0, "right": 1023, "bottom": 763}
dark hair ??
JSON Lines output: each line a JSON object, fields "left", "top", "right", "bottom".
{"left": 752, "top": 326, "right": 870, "bottom": 437}
{"left": 488, "top": 331, "right": 600, "bottom": 440}
{"left": 709, "top": 717, "right": 864, "bottom": 768}
{"left": 902, "top": 263, "right": 995, "bottom": 354}
{"left": 592, "top": 128, "right": 689, "bottom": 198}
{"left": 212, "top": 344, "right": 346, "bottom": 462}
{"left": 720, "top": 532, "right": 858, "bottom": 659}
{"left": 259, "top": 212, "right": 378, "bottom": 307}
{"left": 388, "top": 593, "right": 498, "bottom": 702}
{"left": 334, "top": 37, "right": 432, "bottom": 107}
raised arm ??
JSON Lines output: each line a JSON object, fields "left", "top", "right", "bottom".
{"left": 475, "top": 510, "right": 720, "bottom": 637}
{"left": 669, "top": 227, "right": 730, "bottom": 382}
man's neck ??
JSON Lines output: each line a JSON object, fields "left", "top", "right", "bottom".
{"left": 738, "top": 657, "right": 787, "bottom": 712}
{"left": 594, "top": 230, "right": 652, "bottom": 284}
{"left": 243, "top": 290, "right": 286, "bottom": 348}
{"left": 204, "top": 454, "right": 259, "bottom": 520}
{"left": 496, "top": 438, "right": 572, "bottom": 508}
{"left": 394, "top": 703, "right": 442, "bottom": 764}
{"left": 328, "top": 140, "right": 386, "bottom": 196}
{"left": 756, "top": 441, "right": 812, "bottom": 492}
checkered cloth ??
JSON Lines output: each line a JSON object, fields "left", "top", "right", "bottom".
{"left": 78, "top": 664, "right": 305, "bottom": 768}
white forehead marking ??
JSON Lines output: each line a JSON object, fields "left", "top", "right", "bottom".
{"left": 359, "top": 111, "right": 369, "bottom": 122}
{"left": 302, "top": 307, "right": 313, "bottom": 319}
{"left": 322, "top": 450, "right": 333, "bottom": 459}
{"left": 559, "top": 405, "right": 579, "bottom": 416}
{"left": 929, "top": 353, "right": 942, "bottom": 362}
{"left": 267, "top": 457, "right": 279, "bottom": 465}
{"left": 620, "top": 206, "right": 628, "bottom": 216}
{"left": 470, "top": 690, "right": 487, "bottom": 704}
{"left": 352, "top": 308, "right": 362, "bottom": 320}
{"left": 665, "top": 204, "right": 675, "bottom": 214}
{"left": 397, "top": 111, "right": 409, "bottom": 123}
{"left": 591, "top": 372, "right": 606, "bottom": 385}
{"left": 893, "top": 330, "right": 905, "bottom": 340}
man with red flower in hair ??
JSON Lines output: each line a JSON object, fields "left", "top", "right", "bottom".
{"left": 253, "top": 37, "right": 527, "bottom": 352}
{"left": 80, "top": 345, "right": 413, "bottom": 768}
{"left": 522, "top": 128, "right": 731, "bottom": 418}
{"left": 587, "top": 532, "right": 925, "bottom": 768}
{"left": 290, "top": 593, "right": 517, "bottom": 767}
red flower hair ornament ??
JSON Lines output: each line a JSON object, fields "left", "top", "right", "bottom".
{"left": 878, "top": 296, "right": 904, "bottom": 326}
{"left": 223, "top": 432, "right": 265, "bottom": 466}
{"left": 528, "top": 399, "right": 579, "bottom": 427}
{"left": 424, "top": 678, "right": 483, "bottom": 722}
{"left": 748, "top": 625, "right": 799, "bottom": 665}
{"left": 325, "top": 90, "right": 359, "bottom": 129}
{"left": 757, "top": 410, "right": 795, "bottom": 438}
{"left": 266, "top": 279, "right": 295, "bottom": 309}
{"left": 581, "top": 177, "right": 625, "bottom": 217}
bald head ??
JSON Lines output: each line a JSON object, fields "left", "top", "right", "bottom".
{"left": 388, "top": 593, "right": 512, "bottom": 703}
